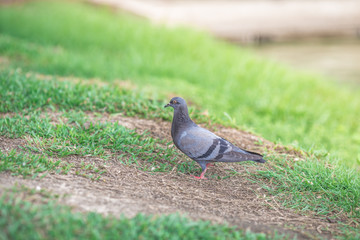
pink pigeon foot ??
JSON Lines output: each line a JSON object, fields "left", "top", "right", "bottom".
{"left": 190, "top": 175, "right": 207, "bottom": 179}
{"left": 191, "top": 174, "right": 207, "bottom": 180}
{"left": 191, "top": 167, "right": 209, "bottom": 179}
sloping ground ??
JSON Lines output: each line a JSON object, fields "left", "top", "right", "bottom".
{"left": 1, "top": 0, "right": 360, "bottom": 168}
{"left": 0, "top": 1, "right": 359, "bottom": 238}
{"left": 0, "top": 113, "right": 340, "bottom": 239}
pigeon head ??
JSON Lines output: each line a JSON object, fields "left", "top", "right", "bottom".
{"left": 164, "top": 97, "right": 187, "bottom": 109}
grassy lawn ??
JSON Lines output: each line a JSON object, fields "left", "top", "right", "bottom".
{"left": 0, "top": 0, "right": 360, "bottom": 239}
{"left": 0, "top": 0, "right": 359, "bottom": 167}
{"left": 1, "top": 70, "right": 359, "bottom": 239}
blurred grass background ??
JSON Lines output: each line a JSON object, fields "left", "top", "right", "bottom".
{"left": 0, "top": 0, "right": 359, "bottom": 167}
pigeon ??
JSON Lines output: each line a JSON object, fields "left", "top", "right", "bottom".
{"left": 164, "top": 97, "right": 265, "bottom": 179}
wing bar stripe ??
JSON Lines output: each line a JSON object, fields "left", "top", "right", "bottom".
{"left": 195, "top": 139, "right": 219, "bottom": 159}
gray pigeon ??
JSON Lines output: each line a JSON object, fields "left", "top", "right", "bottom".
{"left": 165, "top": 97, "right": 265, "bottom": 179}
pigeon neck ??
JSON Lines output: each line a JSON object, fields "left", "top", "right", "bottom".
{"left": 174, "top": 106, "right": 191, "bottom": 124}
{"left": 171, "top": 106, "right": 193, "bottom": 138}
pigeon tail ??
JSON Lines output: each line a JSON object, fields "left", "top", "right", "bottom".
{"left": 213, "top": 149, "right": 264, "bottom": 163}
{"left": 241, "top": 150, "right": 266, "bottom": 163}
{"left": 234, "top": 148, "right": 266, "bottom": 163}
{"left": 253, "top": 158, "right": 266, "bottom": 163}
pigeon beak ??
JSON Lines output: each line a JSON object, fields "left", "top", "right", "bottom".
{"left": 164, "top": 103, "right": 171, "bottom": 108}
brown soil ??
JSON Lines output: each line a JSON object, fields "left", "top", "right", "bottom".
{"left": 0, "top": 112, "right": 339, "bottom": 239}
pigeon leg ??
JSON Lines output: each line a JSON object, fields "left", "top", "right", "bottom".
{"left": 191, "top": 165, "right": 209, "bottom": 180}
{"left": 192, "top": 171, "right": 207, "bottom": 179}
{"left": 191, "top": 161, "right": 214, "bottom": 179}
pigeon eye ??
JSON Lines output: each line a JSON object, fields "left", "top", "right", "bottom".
{"left": 173, "top": 100, "right": 177, "bottom": 104}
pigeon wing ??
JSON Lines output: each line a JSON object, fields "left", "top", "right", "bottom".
{"left": 176, "top": 127, "right": 231, "bottom": 161}
{"left": 177, "top": 126, "right": 265, "bottom": 163}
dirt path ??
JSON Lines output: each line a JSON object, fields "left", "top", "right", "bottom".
{"left": 0, "top": 113, "right": 338, "bottom": 239}
{"left": 90, "top": 0, "right": 360, "bottom": 42}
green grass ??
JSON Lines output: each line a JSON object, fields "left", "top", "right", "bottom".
{"left": 0, "top": 149, "right": 71, "bottom": 178}
{"left": 0, "top": 1, "right": 360, "bottom": 238}
{"left": 0, "top": 0, "right": 359, "bottom": 166}
{"left": 0, "top": 71, "right": 201, "bottom": 175}
{"left": 1, "top": 70, "right": 359, "bottom": 223}
{"left": 256, "top": 154, "right": 360, "bottom": 219}
{"left": 0, "top": 70, "right": 209, "bottom": 123}
{"left": 0, "top": 112, "right": 198, "bottom": 174}
{"left": 0, "top": 193, "right": 286, "bottom": 240}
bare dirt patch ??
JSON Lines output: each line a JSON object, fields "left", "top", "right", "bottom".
{"left": 0, "top": 112, "right": 338, "bottom": 239}
{"left": 0, "top": 136, "right": 27, "bottom": 152}
{"left": 0, "top": 164, "right": 332, "bottom": 240}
